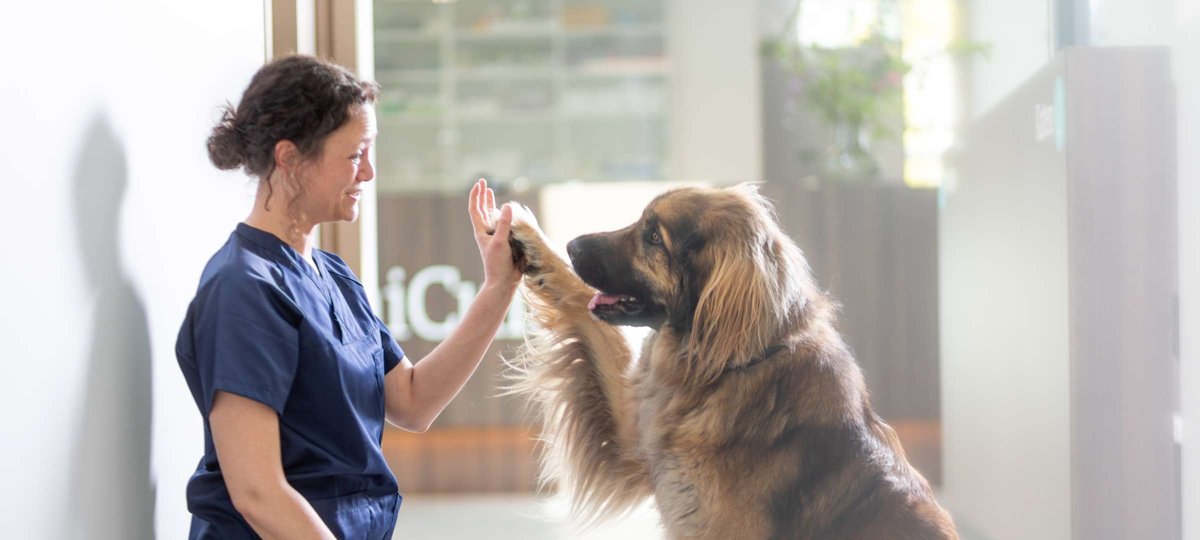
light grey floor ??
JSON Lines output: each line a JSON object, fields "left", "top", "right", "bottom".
{"left": 392, "top": 494, "right": 664, "bottom": 540}
{"left": 392, "top": 493, "right": 986, "bottom": 540}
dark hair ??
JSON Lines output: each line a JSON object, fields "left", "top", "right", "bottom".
{"left": 207, "top": 55, "right": 380, "bottom": 179}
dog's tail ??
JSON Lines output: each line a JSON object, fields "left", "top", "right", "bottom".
{"left": 502, "top": 293, "right": 651, "bottom": 525}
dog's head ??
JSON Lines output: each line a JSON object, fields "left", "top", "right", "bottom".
{"left": 567, "top": 184, "right": 814, "bottom": 384}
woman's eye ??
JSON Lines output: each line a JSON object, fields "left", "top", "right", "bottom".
{"left": 351, "top": 153, "right": 363, "bottom": 162}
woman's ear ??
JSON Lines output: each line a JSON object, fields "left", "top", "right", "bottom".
{"left": 272, "top": 139, "right": 301, "bottom": 177}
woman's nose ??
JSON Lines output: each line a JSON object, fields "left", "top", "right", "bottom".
{"left": 358, "top": 158, "right": 375, "bottom": 182}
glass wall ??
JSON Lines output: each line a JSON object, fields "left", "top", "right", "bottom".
{"left": 373, "top": 0, "right": 670, "bottom": 194}
{"left": 369, "top": 0, "right": 1196, "bottom": 538}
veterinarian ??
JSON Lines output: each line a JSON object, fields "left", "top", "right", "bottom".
{"left": 175, "top": 55, "right": 521, "bottom": 539}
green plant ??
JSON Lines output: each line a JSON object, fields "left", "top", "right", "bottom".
{"left": 765, "top": 32, "right": 908, "bottom": 141}
{"left": 762, "top": 1, "right": 989, "bottom": 182}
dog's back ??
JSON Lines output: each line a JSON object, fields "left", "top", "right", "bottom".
{"left": 636, "top": 309, "right": 956, "bottom": 540}
{"left": 773, "top": 310, "right": 956, "bottom": 539}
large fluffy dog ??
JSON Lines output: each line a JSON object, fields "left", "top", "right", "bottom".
{"left": 502, "top": 185, "right": 957, "bottom": 539}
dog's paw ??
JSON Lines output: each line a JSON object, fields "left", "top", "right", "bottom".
{"left": 492, "top": 203, "right": 546, "bottom": 276}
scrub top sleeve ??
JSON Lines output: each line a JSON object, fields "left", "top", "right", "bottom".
{"left": 375, "top": 313, "right": 405, "bottom": 373}
{"left": 199, "top": 275, "right": 302, "bottom": 415}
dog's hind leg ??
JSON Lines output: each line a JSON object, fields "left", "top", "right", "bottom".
{"left": 504, "top": 216, "right": 651, "bottom": 522}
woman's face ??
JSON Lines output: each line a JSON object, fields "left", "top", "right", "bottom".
{"left": 296, "top": 104, "right": 377, "bottom": 224}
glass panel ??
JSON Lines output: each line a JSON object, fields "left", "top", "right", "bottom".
{"left": 372, "top": 0, "right": 672, "bottom": 504}
{"left": 374, "top": 0, "right": 669, "bottom": 195}
{"left": 369, "top": 2, "right": 1192, "bottom": 539}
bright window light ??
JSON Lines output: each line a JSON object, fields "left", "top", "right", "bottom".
{"left": 900, "top": 0, "right": 960, "bottom": 187}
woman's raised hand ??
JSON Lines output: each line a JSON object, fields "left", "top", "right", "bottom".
{"left": 468, "top": 178, "right": 521, "bottom": 291}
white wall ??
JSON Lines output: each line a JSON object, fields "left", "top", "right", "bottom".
{"left": 938, "top": 102, "right": 1072, "bottom": 540}
{"left": 964, "top": 0, "right": 1053, "bottom": 118}
{"left": 1089, "top": 3, "right": 1200, "bottom": 538}
{"left": 1179, "top": 20, "right": 1200, "bottom": 539}
{"left": 668, "top": 0, "right": 762, "bottom": 182}
{"left": 1083, "top": 5, "right": 1200, "bottom": 538}
{"left": 0, "top": 2, "right": 265, "bottom": 538}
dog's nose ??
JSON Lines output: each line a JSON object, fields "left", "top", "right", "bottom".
{"left": 567, "top": 237, "right": 584, "bottom": 263}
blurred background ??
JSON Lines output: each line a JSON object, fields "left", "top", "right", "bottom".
{"left": 0, "top": 0, "right": 1194, "bottom": 538}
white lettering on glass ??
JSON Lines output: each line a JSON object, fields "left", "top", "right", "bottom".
{"left": 382, "top": 265, "right": 527, "bottom": 342}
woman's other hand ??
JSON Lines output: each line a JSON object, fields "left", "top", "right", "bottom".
{"left": 468, "top": 178, "right": 521, "bottom": 291}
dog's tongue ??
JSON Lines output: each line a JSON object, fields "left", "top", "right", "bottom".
{"left": 588, "top": 292, "right": 623, "bottom": 311}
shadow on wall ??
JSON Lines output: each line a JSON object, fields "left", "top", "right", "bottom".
{"left": 65, "top": 113, "right": 156, "bottom": 539}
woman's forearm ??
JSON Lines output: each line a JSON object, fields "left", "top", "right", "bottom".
{"left": 406, "top": 280, "right": 518, "bottom": 427}
{"left": 234, "top": 482, "right": 334, "bottom": 540}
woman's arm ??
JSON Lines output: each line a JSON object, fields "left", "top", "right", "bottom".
{"left": 383, "top": 281, "right": 516, "bottom": 431}
{"left": 209, "top": 391, "right": 335, "bottom": 540}
{"left": 383, "top": 179, "right": 520, "bottom": 432}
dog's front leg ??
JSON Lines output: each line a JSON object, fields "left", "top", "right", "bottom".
{"left": 505, "top": 218, "right": 595, "bottom": 317}
{"left": 503, "top": 214, "right": 650, "bottom": 519}
{"left": 506, "top": 215, "right": 636, "bottom": 427}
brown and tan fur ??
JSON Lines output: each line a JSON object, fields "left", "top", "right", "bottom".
{"left": 502, "top": 185, "right": 957, "bottom": 539}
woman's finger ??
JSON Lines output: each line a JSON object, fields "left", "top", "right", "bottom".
{"left": 492, "top": 204, "right": 513, "bottom": 246}
{"left": 468, "top": 180, "right": 486, "bottom": 233}
{"left": 476, "top": 180, "right": 484, "bottom": 218}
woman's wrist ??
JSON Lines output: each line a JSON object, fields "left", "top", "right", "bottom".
{"left": 479, "top": 278, "right": 520, "bottom": 299}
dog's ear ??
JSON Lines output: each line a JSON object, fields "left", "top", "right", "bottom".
{"left": 683, "top": 235, "right": 778, "bottom": 385}
{"left": 675, "top": 186, "right": 813, "bottom": 386}
{"left": 666, "top": 232, "right": 704, "bottom": 333}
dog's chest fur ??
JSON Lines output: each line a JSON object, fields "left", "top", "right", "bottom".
{"left": 631, "top": 357, "right": 772, "bottom": 539}
{"left": 634, "top": 374, "right": 710, "bottom": 537}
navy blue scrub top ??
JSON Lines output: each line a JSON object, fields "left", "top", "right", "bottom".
{"left": 176, "top": 223, "right": 406, "bottom": 539}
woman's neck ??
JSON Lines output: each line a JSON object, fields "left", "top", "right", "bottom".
{"left": 245, "top": 181, "right": 317, "bottom": 261}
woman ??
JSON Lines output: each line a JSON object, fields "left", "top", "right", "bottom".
{"left": 176, "top": 55, "right": 520, "bottom": 539}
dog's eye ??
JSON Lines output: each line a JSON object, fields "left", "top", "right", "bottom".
{"left": 647, "top": 230, "right": 662, "bottom": 245}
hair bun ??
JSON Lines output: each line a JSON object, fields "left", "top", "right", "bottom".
{"left": 206, "top": 104, "right": 245, "bottom": 171}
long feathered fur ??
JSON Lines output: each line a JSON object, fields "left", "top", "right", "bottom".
{"left": 500, "top": 208, "right": 651, "bottom": 524}
{"left": 499, "top": 187, "right": 958, "bottom": 539}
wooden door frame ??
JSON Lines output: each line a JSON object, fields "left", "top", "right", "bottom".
{"left": 267, "top": 0, "right": 380, "bottom": 304}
